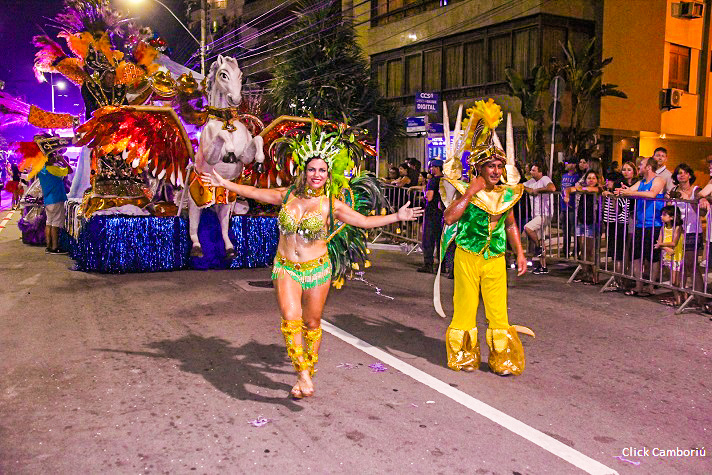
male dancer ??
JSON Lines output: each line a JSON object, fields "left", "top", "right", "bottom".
{"left": 439, "top": 99, "right": 532, "bottom": 375}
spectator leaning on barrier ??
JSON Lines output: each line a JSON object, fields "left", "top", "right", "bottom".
{"left": 565, "top": 170, "right": 603, "bottom": 284}
{"left": 668, "top": 163, "right": 705, "bottom": 303}
{"left": 616, "top": 156, "right": 666, "bottom": 297}
{"left": 602, "top": 161, "right": 636, "bottom": 288}
{"left": 417, "top": 159, "right": 444, "bottom": 274}
{"left": 693, "top": 157, "right": 712, "bottom": 313}
{"left": 393, "top": 163, "right": 412, "bottom": 187}
{"left": 560, "top": 157, "right": 581, "bottom": 258}
{"left": 386, "top": 166, "right": 399, "bottom": 183}
{"left": 653, "top": 147, "right": 675, "bottom": 195}
{"left": 523, "top": 162, "right": 555, "bottom": 274}
{"left": 407, "top": 158, "right": 422, "bottom": 188}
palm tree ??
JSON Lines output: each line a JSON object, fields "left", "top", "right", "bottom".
{"left": 558, "top": 37, "right": 627, "bottom": 161}
{"left": 269, "top": 0, "right": 403, "bottom": 152}
{"left": 505, "top": 65, "right": 551, "bottom": 167}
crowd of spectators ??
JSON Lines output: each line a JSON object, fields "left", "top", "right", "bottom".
{"left": 378, "top": 147, "right": 712, "bottom": 312}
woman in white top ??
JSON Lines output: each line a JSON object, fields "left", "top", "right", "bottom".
{"left": 669, "top": 163, "right": 703, "bottom": 300}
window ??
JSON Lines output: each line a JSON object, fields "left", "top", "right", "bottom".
{"left": 405, "top": 54, "right": 422, "bottom": 94}
{"left": 542, "top": 26, "right": 566, "bottom": 64}
{"left": 423, "top": 49, "right": 442, "bottom": 91}
{"left": 444, "top": 45, "right": 463, "bottom": 89}
{"left": 375, "top": 62, "right": 387, "bottom": 96}
{"left": 387, "top": 59, "right": 403, "bottom": 97}
{"left": 464, "top": 40, "right": 486, "bottom": 85}
{"left": 513, "top": 28, "right": 538, "bottom": 75}
{"left": 669, "top": 44, "right": 691, "bottom": 91}
{"left": 489, "top": 34, "right": 511, "bottom": 82}
{"left": 371, "top": 0, "right": 459, "bottom": 27}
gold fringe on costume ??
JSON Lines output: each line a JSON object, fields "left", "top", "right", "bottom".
{"left": 303, "top": 325, "right": 322, "bottom": 376}
{"left": 445, "top": 327, "right": 480, "bottom": 371}
{"left": 280, "top": 320, "right": 310, "bottom": 372}
{"left": 486, "top": 327, "right": 526, "bottom": 376}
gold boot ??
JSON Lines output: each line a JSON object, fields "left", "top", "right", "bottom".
{"left": 303, "top": 325, "right": 322, "bottom": 376}
{"left": 445, "top": 327, "right": 480, "bottom": 371}
{"left": 486, "top": 327, "right": 525, "bottom": 376}
{"left": 280, "top": 319, "right": 310, "bottom": 373}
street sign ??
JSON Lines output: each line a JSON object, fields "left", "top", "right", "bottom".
{"left": 406, "top": 116, "right": 426, "bottom": 134}
{"left": 415, "top": 92, "right": 440, "bottom": 113}
{"left": 427, "top": 122, "right": 443, "bottom": 136}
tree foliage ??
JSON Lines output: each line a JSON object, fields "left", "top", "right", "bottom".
{"left": 505, "top": 65, "right": 551, "bottom": 167}
{"left": 557, "top": 37, "right": 627, "bottom": 161}
{"left": 269, "top": 0, "right": 403, "bottom": 152}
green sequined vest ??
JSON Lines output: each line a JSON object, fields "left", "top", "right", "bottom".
{"left": 456, "top": 204, "right": 510, "bottom": 259}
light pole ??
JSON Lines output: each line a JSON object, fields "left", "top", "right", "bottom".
{"left": 127, "top": 0, "right": 205, "bottom": 76}
{"left": 45, "top": 75, "right": 66, "bottom": 113}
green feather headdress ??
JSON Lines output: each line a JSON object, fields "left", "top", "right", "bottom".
{"left": 283, "top": 119, "right": 357, "bottom": 197}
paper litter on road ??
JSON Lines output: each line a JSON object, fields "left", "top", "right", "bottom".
{"left": 613, "top": 455, "right": 640, "bottom": 466}
{"left": 247, "top": 416, "right": 270, "bottom": 427}
{"left": 368, "top": 362, "right": 388, "bottom": 372}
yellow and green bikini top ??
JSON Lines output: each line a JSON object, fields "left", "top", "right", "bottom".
{"left": 278, "top": 193, "right": 328, "bottom": 241}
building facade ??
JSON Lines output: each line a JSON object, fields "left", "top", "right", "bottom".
{"left": 350, "top": 0, "right": 712, "bottom": 177}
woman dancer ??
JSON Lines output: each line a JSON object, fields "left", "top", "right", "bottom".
{"left": 202, "top": 125, "right": 422, "bottom": 398}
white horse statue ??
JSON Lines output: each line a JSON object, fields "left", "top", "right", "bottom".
{"left": 188, "top": 55, "right": 265, "bottom": 258}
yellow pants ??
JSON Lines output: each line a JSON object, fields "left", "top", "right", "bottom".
{"left": 450, "top": 247, "right": 509, "bottom": 331}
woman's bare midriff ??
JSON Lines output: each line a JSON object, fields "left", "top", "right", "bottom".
{"left": 277, "top": 233, "right": 328, "bottom": 262}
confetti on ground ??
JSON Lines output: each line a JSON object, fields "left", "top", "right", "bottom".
{"left": 336, "top": 363, "right": 356, "bottom": 369}
{"left": 613, "top": 456, "right": 640, "bottom": 466}
{"left": 353, "top": 272, "right": 395, "bottom": 300}
{"left": 411, "top": 403, "right": 418, "bottom": 407}
{"left": 248, "top": 416, "right": 270, "bottom": 427}
{"left": 426, "top": 401, "right": 435, "bottom": 404}
{"left": 368, "top": 362, "right": 388, "bottom": 372}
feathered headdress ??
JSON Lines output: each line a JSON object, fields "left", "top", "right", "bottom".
{"left": 16, "top": 134, "right": 73, "bottom": 179}
{"left": 276, "top": 119, "right": 358, "bottom": 197}
{"left": 458, "top": 98, "right": 520, "bottom": 185}
{"left": 32, "top": 0, "right": 158, "bottom": 87}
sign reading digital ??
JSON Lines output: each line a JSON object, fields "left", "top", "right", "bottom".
{"left": 415, "top": 92, "right": 440, "bottom": 113}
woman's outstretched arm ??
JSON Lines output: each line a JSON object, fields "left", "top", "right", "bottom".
{"left": 332, "top": 199, "right": 423, "bottom": 229}
{"left": 201, "top": 169, "right": 285, "bottom": 205}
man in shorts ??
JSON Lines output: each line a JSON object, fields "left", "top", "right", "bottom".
{"left": 617, "top": 157, "right": 665, "bottom": 295}
{"left": 523, "top": 162, "right": 555, "bottom": 274}
{"left": 38, "top": 152, "right": 72, "bottom": 254}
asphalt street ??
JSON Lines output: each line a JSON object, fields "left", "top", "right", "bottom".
{"left": 0, "top": 209, "right": 709, "bottom": 474}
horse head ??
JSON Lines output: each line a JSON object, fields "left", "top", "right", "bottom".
{"left": 207, "top": 55, "right": 243, "bottom": 108}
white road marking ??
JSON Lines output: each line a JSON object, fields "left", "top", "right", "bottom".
{"left": 18, "top": 273, "right": 41, "bottom": 286}
{"left": 322, "top": 320, "right": 619, "bottom": 475}
{"left": 0, "top": 210, "right": 17, "bottom": 233}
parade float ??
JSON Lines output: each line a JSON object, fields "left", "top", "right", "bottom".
{"left": 1, "top": 1, "right": 382, "bottom": 279}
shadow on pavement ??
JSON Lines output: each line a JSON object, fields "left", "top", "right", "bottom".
{"left": 327, "top": 313, "right": 447, "bottom": 368}
{"left": 97, "top": 333, "right": 304, "bottom": 412}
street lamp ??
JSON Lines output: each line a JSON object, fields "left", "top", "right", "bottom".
{"left": 40, "top": 75, "right": 66, "bottom": 113}
{"left": 126, "top": 0, "right": 205, "bottom": 76}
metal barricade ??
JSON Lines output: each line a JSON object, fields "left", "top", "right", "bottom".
{"left": 372, "top": 183, "right": 425, "bottom": 253}
{"left": 376, "top": 181, "right": 712, "bottom": 313}
{"left": 520, "top": 189, "right": 712, "bottom": 314}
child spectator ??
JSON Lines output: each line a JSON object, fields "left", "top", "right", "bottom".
{"left": 656, "top": 205, "right": 684, "bottom": 305}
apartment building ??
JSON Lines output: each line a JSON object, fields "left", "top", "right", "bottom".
{"left": 351, "top": 0, "right": 712, "bottom": 175}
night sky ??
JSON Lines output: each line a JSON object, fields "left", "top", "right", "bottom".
{"left": 0, "top": 0, "right": 196, "bottom": 143}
